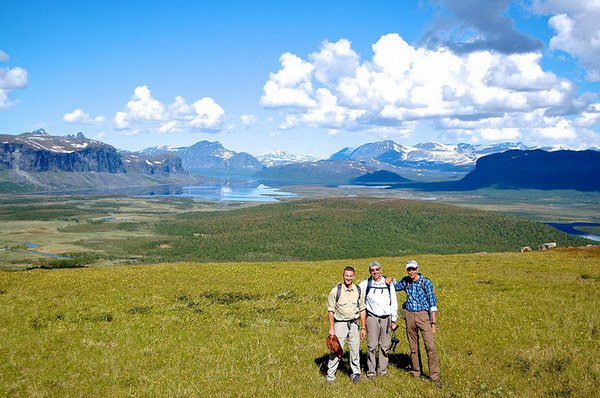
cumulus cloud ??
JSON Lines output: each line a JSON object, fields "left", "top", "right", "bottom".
{"left": 240, "top": 114, "right": 258, "bottom": 127}
{"left": 262, "top": 34, "right": 596, "bottom": 146}
{"left": 260, "top": 52, "right": 316, "bottom": 108}
{"left": 575, "top": 102, "right": 600, "bottom": 127}
{"left": 189, "top": 97, "right": 225, "bottom": 130}
{"left": 0, "top": 52, "right": 28, "bottom": 110}
{"left": 533, "top": 1, "right": 600, "bottom": 81}
{"left": 63, "top": 108, "right": 105, "bottom": 124}
{"left": 419, "top": 0, "right": 543, "bottom": 54}
{"left": 310, "top": 39, "right": 360, "bottom": 84}
{"left": 114, "top": 86, "right": 225, "bottom": 133}
{"left": 278, "top": 114, "right": 299, "bottom": 130}
{"left": 261, "top": 34, "right": 600, "bottom": 146}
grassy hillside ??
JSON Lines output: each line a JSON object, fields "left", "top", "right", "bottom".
{"left": 1, "top": 248, "right": 598, "bottom": 397}
{"left": 118, "top": 198, "right": 591, "bottom": 263}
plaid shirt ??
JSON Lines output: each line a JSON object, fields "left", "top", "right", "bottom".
{"left": 393, "top": 274, "right": 438, "bottom": 313}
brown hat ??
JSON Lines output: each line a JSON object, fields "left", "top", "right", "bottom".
{"left": 326, "top": 334, "right": 343, "bottom": 358}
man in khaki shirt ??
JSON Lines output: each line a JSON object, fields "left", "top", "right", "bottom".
{"left": 326, "top": 266, "right": 367, "bottom": 383}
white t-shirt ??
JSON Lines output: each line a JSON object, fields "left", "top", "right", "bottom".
{"left": 359, "top": 277, "right": 398, "bottom": 322}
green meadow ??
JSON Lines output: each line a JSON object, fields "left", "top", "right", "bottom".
{"left": 1, "top": 248, "right": 598, "bottom": 397}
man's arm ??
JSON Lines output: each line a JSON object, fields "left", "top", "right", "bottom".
{"left": 358, "top": 283, "right": 367, "bottom": 340}
{"left": 425, "top": 279, "right": 438, "bottom": 333}
{"left": 328, "top": 311, "right": 336, "bottom": 336}
{"left": 359, "top": 309, "right": 367, "bottom": 340}
{"left": 327, "top": 288, "right": 337, "bottom": 336}
{"left": 393, "top": 276, "right": 408, "bottom": 291}
{"left": 390, "top": 283, "right": 398, "bottom": 327}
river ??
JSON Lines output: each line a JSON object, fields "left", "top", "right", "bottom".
{"left": 545, "top": 222, "right": 600, "bottom": 242}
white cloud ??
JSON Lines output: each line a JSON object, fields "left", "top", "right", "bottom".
{"left": 533, "top": 1, "right": 600, "bottom": 81}
{"left": 0, "top": 55, "right": 28, "bottom": 110}
{"left": 533, "top": 118, "right": 577, "bottom": 140}
{"left": 575, "top": 102, "right": 600, "bottom": 127}
{"left": 63, "top": 108, "right": 105, "bottom": 124}
{"left": 114, "top": 86, "right": 225, "bottom": 134}
{"left": 260, "top": 52, "right": 316, "bottom": 108}
{"left": 114, "top": 111, "right": 131, "bottom": 130}
{"left": 477, "top": 128, "right": 522, "bottom": 141}
{"left": 278, "top": 114, "right": 299, "bottom": 130}
{"left": 310, "top": 39, "right": 359, "bottom": 84}
{"left": 190, "top": 97, "right": 225, "bottom": 130}
{"left": 124, "top": 85, "right": 165, "bottom": 121}
{"left": 240, "top": 114, "right": 258, "bottom": 127}
{"left": 262, "top": 32, "right": 596, "bottom": 146}
{"left": 158, "top": 120, "right": 180, "bottom": 133}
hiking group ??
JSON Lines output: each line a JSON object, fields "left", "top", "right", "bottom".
{"left": 326, "top": 260, "right": 440, "bottom": 385}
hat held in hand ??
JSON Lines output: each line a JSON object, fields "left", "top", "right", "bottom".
{"left": 326, "top": 334, "right": 343, "bottom": 358}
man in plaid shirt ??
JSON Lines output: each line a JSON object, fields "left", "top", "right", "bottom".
{"left": 388, "top": 260, "right": 440, "bottom": 384}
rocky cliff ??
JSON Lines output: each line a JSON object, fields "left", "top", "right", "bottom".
{"left": 0, "top": 130, "right": 125, "bottom": 173}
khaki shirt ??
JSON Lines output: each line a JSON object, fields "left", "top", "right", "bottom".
{"left": 327, "top": 283, "right": 366, "bottom": 321}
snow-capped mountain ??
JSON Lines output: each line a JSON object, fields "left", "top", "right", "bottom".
{"left": 138, "top": 145, "right": 183, "bottom": 156}
{"left": 0, "top": 130, "right": 125, "bottom": 172}
{"left": 344, "top": 140, "right": 411, "bottom": 161}
{"left": 257, "top": 150, "right": 320, "bottom": 167}
{"left": 136, "top": 140, "right": 263, "bottom": 176}
{"left": 0, "top": 129, "right": 104, "bottom": 154}
{"left": 332, "top": 140, "right": 533, "bottom": 172}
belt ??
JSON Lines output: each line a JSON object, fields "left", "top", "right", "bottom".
{"left": 367, "top": 311, "right": 390, "bottom": 319}
{"left": 334, "top": 318, "right": 358, "bottom": 323}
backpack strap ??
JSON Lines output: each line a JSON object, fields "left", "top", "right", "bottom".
{"left": 335, "top": 283, "right": 342, "bottom": 303}
{"left": 384, "top": 275, "right": 391, "bottom": 305}
{"left": 420, "top": 276, "right": 431, "bottom": 307}
{"left": 336, "top": 283, "right": 362, "bottom": 307}
{"left": 366, "top": 276, "right": 392, "bottom": 305}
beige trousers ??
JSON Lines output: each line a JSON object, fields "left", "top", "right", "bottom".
{"left": 366, "top": 315, "right": 391, "bottom": 376}
{"left": 404, "top": 310, "right": 440, "bottom": 381}
{"left": 327, "top": 321, "right": 360, "bottom": 380}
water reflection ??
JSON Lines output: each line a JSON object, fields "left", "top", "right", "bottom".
{"left": 105, "top": 180, "right": 296, "bottom": 202}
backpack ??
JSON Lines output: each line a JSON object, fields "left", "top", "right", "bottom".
{"left": 335, "top": 283, "right": 362, "bottom": 307}
{"left": 366, "top": 276, "right": 392, "bottom": 305}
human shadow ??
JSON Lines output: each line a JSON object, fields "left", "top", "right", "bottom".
{"left": 388, "top": 352, "right": 412, "bottom": 371}
{"left": 315, "top": 351, "right": 411, "bottom": 377}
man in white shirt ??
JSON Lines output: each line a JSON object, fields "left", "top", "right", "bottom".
{"left": 359, "top": 261, "right": 398, "bottom": 379}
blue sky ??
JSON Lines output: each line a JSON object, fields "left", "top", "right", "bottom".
{"left": 1, "top": 0, "right": 599, "bottom": 157}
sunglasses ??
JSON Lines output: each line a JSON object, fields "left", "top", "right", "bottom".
{"left": 406, "top": 267, "right": 417, "bottom": 271}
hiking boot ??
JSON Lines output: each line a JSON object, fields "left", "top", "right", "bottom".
{"left": 326, "top": 376, "right": 336, "bottom": 383}
{"left": 366, "top": 374, "right": 375, "bottom": 380}
{"left": 350, "top": 373, "right": 361, "bottom": 383}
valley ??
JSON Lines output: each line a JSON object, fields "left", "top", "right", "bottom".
{"left": 1, "top": 191, "right": 597, "bottom": 270}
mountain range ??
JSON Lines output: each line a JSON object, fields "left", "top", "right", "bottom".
{"left": 1, "top": 129, "right": 598, "bottom": 192}
{"left": 0, "top": 130, "right": 199, "bottom": 192}
{"left": 330, "top": 140, "right": 532, "bottom": 172}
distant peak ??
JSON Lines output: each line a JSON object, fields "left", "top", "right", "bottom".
{"left": 31, "top": 128, "right": 49, "bottom": 135}
{"left": 65, "top": 132, "right": 86, "bottom": 140}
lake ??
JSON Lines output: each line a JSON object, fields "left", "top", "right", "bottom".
{"left": 99, "top": 180, "right": 296, "bottom": 202}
